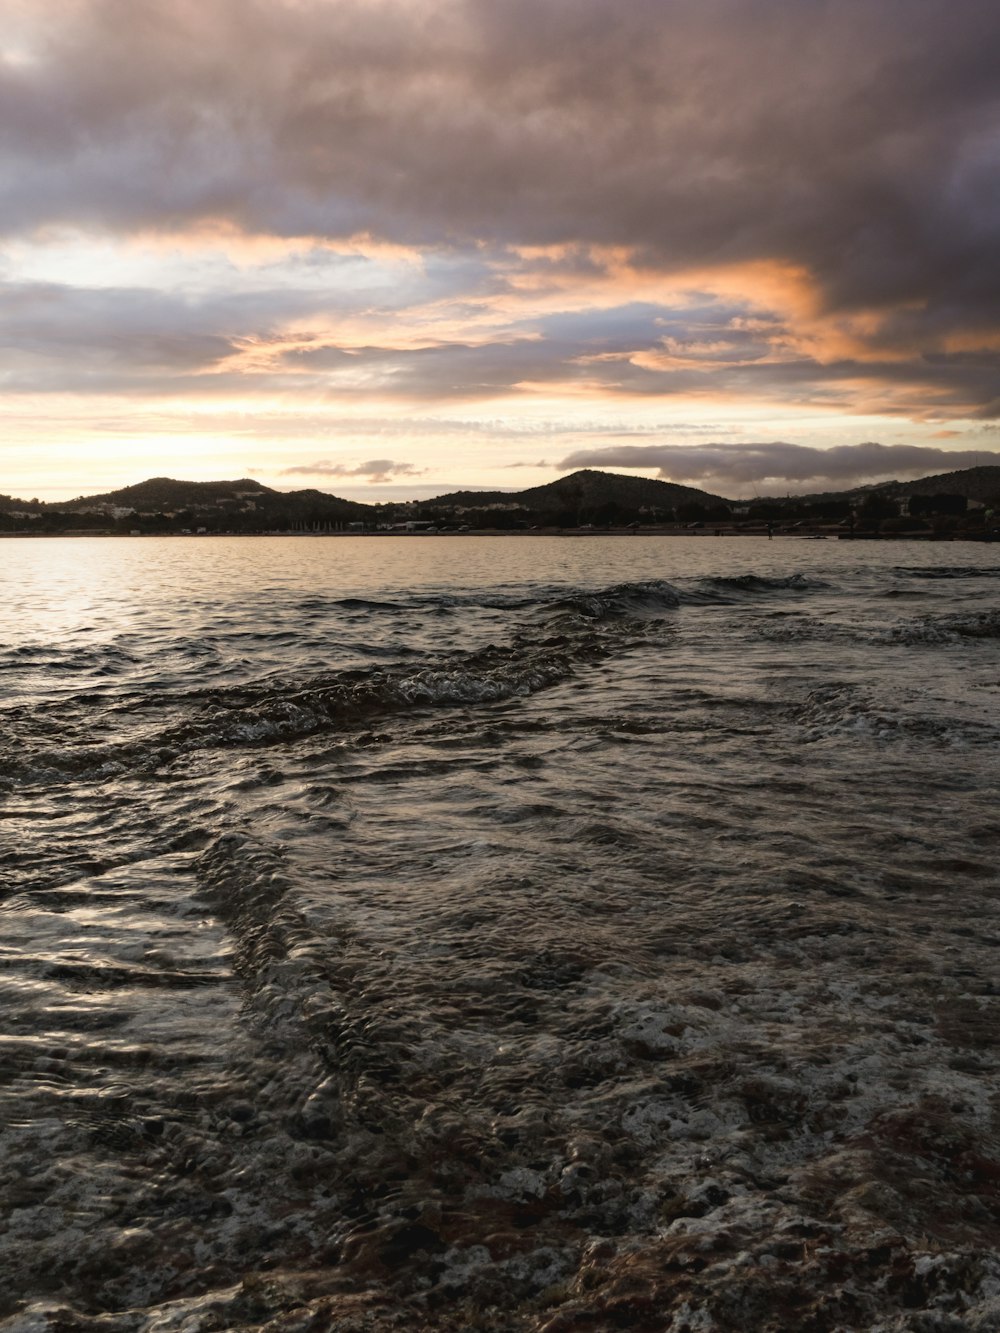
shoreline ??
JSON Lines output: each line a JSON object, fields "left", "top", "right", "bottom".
{"left": 0, "top": 527, "right": 994, "bottom": 542}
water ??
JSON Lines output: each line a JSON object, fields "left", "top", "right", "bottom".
{"left": 2, "top": 534, "right": 999, "bottom": 1331}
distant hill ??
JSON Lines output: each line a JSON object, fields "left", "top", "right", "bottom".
{"left": 58, "top": 476, "right": 373, "bottom": 524}
{"left": 885, "top": 465, "right": 1000, "bottom": 503}
{"left": 415, "top": 469, "right": 727, "bottom": 523}
{"left": 70, "top": 476, "right": 273, "bottom": 510}
{"left": 516, "top": 469, "right": 727, "bottom": 511}
{"left": 418, "top": 488, "right": 522, "bottom": 508}
{"left": 4, "top": 464, "right": 999, "bottom": 530}
{"left": 761, "top": 465, "right": 1000, "bottom": 510}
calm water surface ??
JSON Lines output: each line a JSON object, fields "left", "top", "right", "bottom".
{"left": 2, "top": 535, "right": 999, "bottom": 1331}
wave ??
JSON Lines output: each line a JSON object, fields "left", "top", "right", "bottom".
{"left": 882, "top": 609, "right": 1000, "bottom": 645}
{"left": 708, "top": 573, "right": 824, "bottom": 592}
{"left": 5, "top": 570, "right": 995, "bottom": 788}
{"left": 186, "top": 641, "right": 582, "bottom": 743}
{"left": 892, "top": 565, "right": 1000, "bottom": 580}
{"left": 0, "top": 642, "right": 141, "bottom": 676}
{"left": 683, "top": 572, "right": 830, "bottom": 605}
{"left": 4, "top": 580, "right": 668, "bottom": 786}
{"left": 329, "top": 596, "right": 405, "bottom": 611}
{"left": 4, "top": 653, "right": 574, "bottom": 786}
{"left": 546, "top": 579, "right": 681, "bottom": 620}
{"left": 795, "top": 683, "right": 1000, "bottom": 747}
{"left": 317, "top": 576, "right": 830, "bottom": 619}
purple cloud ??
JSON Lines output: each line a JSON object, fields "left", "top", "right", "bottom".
{"left": 559, "top": 441, "right": 1000, "bottom": 488}
{"left": 280, "top": 459, "right": 424, "bottom": 483}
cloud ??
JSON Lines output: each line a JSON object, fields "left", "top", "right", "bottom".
{"left": 280, "top": 458, "right": 424, "bottom": 483}
{"left": 558, "top": 441, "right": 1000, "bottom": 489}
{"left": 0, "top": 7, "right": 993, "bottom": 273}
{"left": 2, "top": 1, "right": 998, "bottom": 314}
{"left": 1, "top": 266, "right": 996, "bottom": 421}
{"left": 3, "top": 0, "right": 1000, "bottom": 430}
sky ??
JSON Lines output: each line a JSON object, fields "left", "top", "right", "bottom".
{"left": 2, "top": 0, "right": 1000, "bottom": 502}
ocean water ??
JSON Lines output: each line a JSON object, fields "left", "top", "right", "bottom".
{"left": 1, "top": 534, "right": 999, "bottom": 1332}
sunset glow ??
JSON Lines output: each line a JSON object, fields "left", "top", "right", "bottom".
{"left": 2, "top": 0, "right": 999, "bottom": 500}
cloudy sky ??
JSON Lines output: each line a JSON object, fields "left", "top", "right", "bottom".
{"left": 3, "top": 0, "right": 1000, "bottom": 500}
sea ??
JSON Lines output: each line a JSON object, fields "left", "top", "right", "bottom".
{"left": 1, "top": 533, "right": 999, "bottom": 1333}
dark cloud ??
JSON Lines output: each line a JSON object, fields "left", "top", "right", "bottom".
{"left": 0, "top": 281, "right": 235, "bottom": 378}
{"left": 4, "top": 1, "right": 1000, "bottom": 313}
{"left": 3, "top": 0, "right": 1000, "bottom": 416}
{"left": 0, "top": 273, "right": 440, "bottom": 397}
{"left": 1, "top": 5, "right": 1000, "bottom": 286}
{"left": 0, "top": 276, "right": 309, "bottom": 393}
{"left": 559, "top": 441, "right": 1000, "bottom": 488}
{"left": 280, "top": 459, "right": 424, "bottom": 483}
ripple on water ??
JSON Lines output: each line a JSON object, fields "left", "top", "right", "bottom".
{"left": 2, "top": 543, "right": 999, "bottom": 1329}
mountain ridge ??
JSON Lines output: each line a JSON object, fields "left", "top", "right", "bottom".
{"left": 2, "top": 465, "right": 999, "bottom": 528}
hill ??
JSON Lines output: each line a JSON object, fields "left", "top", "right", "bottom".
{"left": 67, "top": 476, "right": 275, "bottom": 510}
{"left": 885, "top": 465, "right": 1000, "bottom": 504}
{"left": 414, "top": 470, "right": 727, "bottom": 525}
{"left": 59, "top": 476, "right": 373, "bottom": 525}
{"left": 760, "top": 465, "right": 1000, "bottom": 509}
{"left": 516, "top": 469, "right": 727, "bottom": 512}
{"left": 3, "top": 464, "right": 999, "bottom": 532}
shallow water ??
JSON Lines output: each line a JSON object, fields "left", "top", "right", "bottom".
{"left": 2, "top": 534, "right": 999, "bottom": 1331}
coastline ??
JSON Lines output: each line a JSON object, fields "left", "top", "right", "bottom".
{"left": 0, "top": 526, "right": 993, "bottom": 541}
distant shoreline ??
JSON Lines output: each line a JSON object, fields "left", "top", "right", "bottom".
{"left": 0, "top": 527, "right": 992, "bottom": 542}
